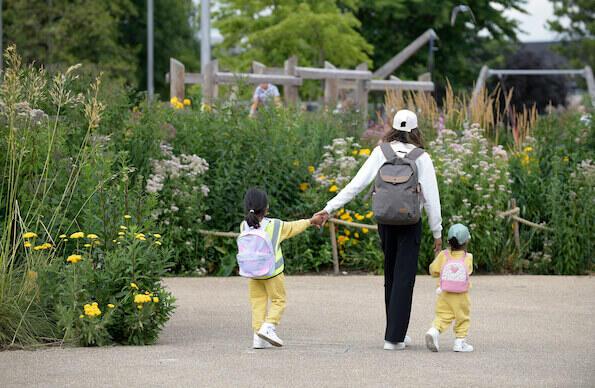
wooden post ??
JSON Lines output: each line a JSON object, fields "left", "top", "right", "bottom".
{"left": 355, "top": 63, "right": 369, "bottom": 124}
{"left": 324, "top": 61, "right": 338, "bottom": 109}
{"left": 511, "top": 199, "right": 520, "bottom": 251}
{"left": 584, "top": 66, "right": 595, "bottom": 108}
{"left": 373, "top": 29, "right": 438, "bottom": 79}
{"left": 329, "top": 221, "right": 340, "bottom": 275}
{"left": 284, "top": 56, "right": 298, "bottom": 105}
{"left": 471, "top": 65, "right": 489, "bottom": 108}
{"left": 202, "top": 59, "right": 218, "bottom": 105}
{"left": 252, "top": 61, "right": 265, "bottom": 74}
{"left": 169, "top": 58, "right": 185, "bottom": 101}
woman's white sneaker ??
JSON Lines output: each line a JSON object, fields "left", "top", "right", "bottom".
{"left": 257, "top": 323, "right": 283, "bottom": 347}
{"left": 404, "top": 335, "right": 412, "bottom": 347}
{"left": 425, "top": 327, "right": 440, "bottom": 352}
{"left": 383, "top": 341, "right": 406, "bottom": 350}
{"left": 453, "top": 338, "right": 474, "bottom": 352}
{"left": 253, "top": 333, "right": 272, "bottom": 349}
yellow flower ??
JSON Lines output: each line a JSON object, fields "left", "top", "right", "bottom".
{"left": 563, "top": 156, "right": 569, "bottom": 162}
{"left": 145, "top": 291, "right": 150, "bottom": 295}
{"left": 170, "top": 97, "right": 179, "bottom": 104}
{"left": 130, "top": 282, "right": 139, "bottom": 290}
{"left": 119, "top": 225, "right": 127, "bottom": 230}
{"left": 59, "top": 234, "right": 67, "bottom": 239}
{"left": 292, "top": 160, "right": 300, "bottom": 167}
{"left": 355, "top": 213, "right": 365, "bottom": 221}
{"left": 124, "top": 215, "right": 132, "bottom": 219}
{"left": 359, "top": 148, "right": 371, "bottom": 156}
{"left": 70, "top": 232, "right": 85, "bottom": 239}
{"left": 201, "top": 103, "right": 212, "bottom": 112}
{"left": 153, "top": 297, "right": 159, "bottom": 303}
{"left": 352, "top": 150, "right": 358, "bottom": 156}
{"left": 153, "top": 233, "right": 162, "bottom": 239}
{"left": 66, "top": 254, "right": 82, "bottom": 264}
{"left": 107, "top": 304, "right": 115, "bottom": 309}
{"left": 308, "top": 165, "right": 315, "bottom": 174}
{"left": 137, "top": 305, "right": 143, "bottom": 309}
{"left": 340, "top": 213, "right": 351, "bottom": 221}
{"left": 155, "top": 241, "right": 162, "bottom": 246}
{"left": 83, "top": 302, "right": 101, "bottom": 317}
{"left": 94, "top": 240, "right": 101, "bottom": 245}
{"left": 118, "top": 231, "right": 125, "bottom": 236}
{"left": 24, "top": 241, "right": 32, "bottom": 248}
{"left": 329, "top": 185, "right": 338, "bottom": 193}
{"left": 135, "top": 233, "right": 145, "bottom": 239}
{"left": 299, "top": 182, "right": 310, "bottom": 192}
{"left": 84, "top": 243, "right": 92, "bottom": 248}
{"left": 112, "top": 239, "right": 117, "bottom": 243}
{"left": 183, "top": 98, "right": 191, "bottom": 106}
{"left": 524, "top": 146, "right": 533, "bottom": 153}
{"left": 354, "top": 232, "right": 360, "bottom": 239}
{"left": 337, "top": 208, "right": 345, "bottom": 215}
{"left": 87, "top": 234, "right": 99, "bottom": 240}
{"left": 33, "top": 243, "right": 52, "bottom": 251}
{"left": 362, "top": 228, "right": 369, "bottom": 234}
{"left": 23, "top": 232, "right": 38, "bottom": 239}
{"left": 344, "top": 229, "right": 351, "bottom": 236}
{"left": 134, "top": 294, "right": 152, "bottom": 304}
{"left": 79, "top": 315, "right": 84, "bottom": 319}
{"left": 365, "top": 211, "right": 374, "bottom": 219}
{"left": 337, "top": 235, "right": 350, "bottom": 245}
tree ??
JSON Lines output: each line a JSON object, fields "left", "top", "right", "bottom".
{"left": 213, "top": 0, "right": 373, "bottom": 70}
{"left": 354, "top": 0, "right": 524, "bottom": 89}
{"left": 548, "top": 0, "right": 594, "bottom": 68}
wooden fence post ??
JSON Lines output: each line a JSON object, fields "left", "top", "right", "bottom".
{"left": 329, "top": 221, "right": 340, "bottom": 275}
{"left": 284, "top": 56, "right": 298, "bottom": 105}
{"left": 355, "top": 63, "right": 369, "bottom": 124}
{"left": 324, "top": 61, "right": 338, "bottom": 109}
{"left": 202, "top": 60, "right": 218, "bottom": 105}
{"left": 584, "top": 66, "right": 595, "bottom": 108}
{"left": 511, "top": 199, "right": 520, "bottom": 251}
{"left": 170, "top": 58, "right": 185, "bottom": 101}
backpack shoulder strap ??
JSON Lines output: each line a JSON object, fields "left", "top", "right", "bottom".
{"left": 406, "top": 147, "right": 425, "bottom": 161}
{"left": 380, "top": 143, "right": 398, "bottom": 161}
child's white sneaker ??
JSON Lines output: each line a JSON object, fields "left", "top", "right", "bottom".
{"left": 383, "top": 335, "right": 411, "bottom": 350}
{"left": 453, "top": 338, "right": 474, "bottom": 352}
{"left": 425, "top": 327, "right": 440, "bottom": 352}
{"left": 257, "top": 323, "right": 283, "bottom": 347}
{"left": 253, "top": 333, "right": 272, "bottom": 349}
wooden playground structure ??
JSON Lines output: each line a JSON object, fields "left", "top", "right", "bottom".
{"left": 166, "top": 29, "right": 439, "bottom": 119}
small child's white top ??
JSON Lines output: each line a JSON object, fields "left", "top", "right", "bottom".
{"left": 324, "top": 141, "right": 443, "bottom": 238}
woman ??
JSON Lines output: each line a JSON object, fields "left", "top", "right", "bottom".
{"left": 315, "top": 109, "right": 443, "bottom": 350}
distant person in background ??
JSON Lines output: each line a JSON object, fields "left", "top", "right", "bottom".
{"left": 249, "top": 83, "right": 281, "bottom": 117}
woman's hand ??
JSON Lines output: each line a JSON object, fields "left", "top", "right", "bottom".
{"left": 312, "top": 210, "right": 330, "bottom": 227}
{"left": 434, "top": 238, "right": 442, "bottom": 255}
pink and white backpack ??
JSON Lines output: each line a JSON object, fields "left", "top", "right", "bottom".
{"left": 439, "top": 250, "right": 469, "bottom": 293}
{"left": 236, "top": 220, "right": 276, "bottom": 278}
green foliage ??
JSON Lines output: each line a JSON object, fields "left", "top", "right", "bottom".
{"left": 548, "top": 0, "right": 595, "bottom": 68}
{"left": 354, "top": 0, "right": 524, "bottom": 89}
{"left": 214, "top": 0, "right": 373, "bottom": 71}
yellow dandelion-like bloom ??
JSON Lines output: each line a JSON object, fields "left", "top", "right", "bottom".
{"left": 352, "top": 150, "right": 358, "bottom": 156}
{"left": 79, "top": 315, "right": 84, "bottom": 319}
{"left": 130, "top": 282, "right": 139, "bottom": 289}
{"left": 137, "top": 305, "right": 143, "bottom": 310}
{"left": 66, "top": 254, "right": 82, "bottom": 264}
{"left": 135, "top": 233, "right": 145, "bottom": 239}
{"left": 563, "top": 156, "right": 569, "bottom": 162}
{"left": 155, "top": 241, "right": 162, "bottom": 246}
{"left": 523, "top": 146, "right": 533, "bottom": 153}
{"left": 344, "top": 229, "right": 351, "bottom": 236}
{"left": 329, "top": 185, "right": 338, "bottom": 193}
{"left": 359, "top": 148, "right": 371, "bottom": 156}
{"left": 24, "top": 241, "right": 32, "bottom": 248}
{"left": 299, "top": 182, "right": 309, "bottom": 192}
{"left": 94, "top": 240, "right": 101, "bottom": 245}
{"left": 107, "top": 304, "right": 115, "bottom": 309}
{"left": 340, "top": 213, "right": 351, "bottom": 221}
{"left": 112, "top": 239, "right": 117, "bottom": 243}
{"left": 183, "top": 98, "right": 191, "bottom": 106}
{"left": 84, "top": 243, "right": 92, "bottom": 248}
{"left": 33, "top": 243, "right": 52, "bottom": 251}
{"left": 337, "top": 208, "right": 345, "bottom": 215}
{"left": 153, "top": 233, "right": 162, "bottom": 239}
{"left": 70, "top": 232, "right": 85, "bottom": 239}
{"left": 83, "top": 303, "right": 101, "bottom": 317}
{"left": 362, "top": 228, "right": 369, "bottom": 234}
{"left": 133, "top": 294, "right": 151, "bottom": 304}
{"left": 365, "top": 211, "right": 374, "bottom": 219}
{"left": 59, "top": 234, "right": 67, "bottom": 239}
{"left": 355, "top": 213, "right": 365, "bottom": 221}
{"left": 337, "top": 235, "right": 350, "bottom": 245}
{"left": 153, "top": 297, "right": 159, "bottom": 303}
{"left": 124, "top": 215, "right": 132, "bottom": 219}
{"left": 308, "top": 165, "right": 315, "bottom": 174}
{"left": 354, "top": 232, "right": 360, "bottom": 239}
{"left": 120, "top": 225, "right": 127, "bottom": 230}
{"left": 23, "top": 232, "right": 38, "bottom": 239}
{"left": 87, "top": 234, "right": 99, "bottom": 240}
{"left": 170, "top": 97, "right": 179, "bottom": 104}
{"left": 118, "top": 231, "right": 125, "bottom": 236}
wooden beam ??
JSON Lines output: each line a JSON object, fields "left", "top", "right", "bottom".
{"left": 369, "top": 80, "right": 434, "bottom": 91}
{"left": 284, "top": 56, "right": 299, "bottom": 104}
{"left": 215, "top": 72, "right": 302, "bottom": 86}
{"left": 373, "top": 29, "right": 438, "bottom": 79}
{"left": 324, "top": 61, "right": 338, "bottom": 108}
{"left": 297, "top": 66, "right": 372, "bottom": 80}
{"left": 165, "top": 72, "right": 202, "bottom": 84}
{"left": 169, "top": 58, "right": 185, "bottom": 101}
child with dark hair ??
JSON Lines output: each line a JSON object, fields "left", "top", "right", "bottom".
{"left": 241, "top": 187, "right": 324, "bottom": 349}
{"left": 425, "top": 223, "right": 474, "bottom": 353}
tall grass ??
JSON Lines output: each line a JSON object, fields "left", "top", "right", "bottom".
{"left": 0, "top": 46, "right": 104, "bottom": 348}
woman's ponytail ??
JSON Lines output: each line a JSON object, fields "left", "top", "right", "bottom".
{"left": 244, "top": 188, "right": 268, "bottom": 229}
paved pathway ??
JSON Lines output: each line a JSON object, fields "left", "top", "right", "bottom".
{"left": 1, "top": 276, "right": 594, "bottom": 387}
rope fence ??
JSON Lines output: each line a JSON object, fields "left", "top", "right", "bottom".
{"left": 197, "top": 199, "right": 551, "bottom": 275}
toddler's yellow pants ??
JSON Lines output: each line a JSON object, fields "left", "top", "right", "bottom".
{"left": 248, "top": 273, "right": 286, "bottom": 332}
{"left": 432, "top": 291, "right": 470, "bottom": 338}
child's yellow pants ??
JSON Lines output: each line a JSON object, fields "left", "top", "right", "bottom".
{"left": 248, "top": 273, "right": 286, "bottom": 332}
{"left": 432, "top": 291, "right": 470, "bottom": 338}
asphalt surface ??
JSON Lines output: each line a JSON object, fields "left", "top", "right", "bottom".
{"left": 1, "top": 275, "right": 594, "bottom": 387}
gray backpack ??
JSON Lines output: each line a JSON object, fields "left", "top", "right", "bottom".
{"left": 371, "top": 143, "right": 424, "bottom": 225}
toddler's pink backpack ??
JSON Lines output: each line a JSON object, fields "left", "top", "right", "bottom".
{"left": 439, "top": 250, "right": 469, "bottom": 293}
{"left": 236, "top": 221, "right": 276, "bottom": 278}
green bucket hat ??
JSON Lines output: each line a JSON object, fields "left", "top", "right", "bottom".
{"left": 447, "top": 223, "right": 470, "bottom": 245}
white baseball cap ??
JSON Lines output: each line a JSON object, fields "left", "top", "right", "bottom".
{"left": 392, "top": 109, "right": 418, "bottom": 132}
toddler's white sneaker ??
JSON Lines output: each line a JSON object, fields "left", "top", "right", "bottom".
{"left": 253, "top": 333, "right": 272, "bottom": 349}
{"left": 425, "top": 327, "right": 440, "bottom": 352}
{"left": 453, "top": 338, "right": 474, "bottom": 352}
{"left": 257, "top": 323, "right": 283, "bottom": 347}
